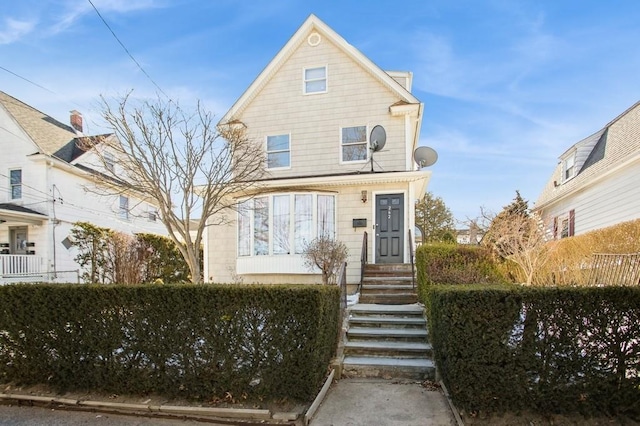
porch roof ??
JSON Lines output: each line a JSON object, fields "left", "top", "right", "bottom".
{"left": 0, "top": 203, "right": 48, "bottom": 225}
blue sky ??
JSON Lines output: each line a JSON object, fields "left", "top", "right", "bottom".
{"left": 1, "top": 1, "right": 639, "bottom": 223}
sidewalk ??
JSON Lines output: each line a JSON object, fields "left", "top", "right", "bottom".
{"left": 308, "top": 378, "right": 457, "bottom": 426}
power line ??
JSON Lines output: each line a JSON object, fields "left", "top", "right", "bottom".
{"left": 0, "top": 65, "right": 56, "bottom": 94}
{"left": 86, "top": 0, "right": 170, "bottom": 100}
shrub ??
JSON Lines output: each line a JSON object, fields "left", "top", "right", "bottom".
{"left": 422, "top": 284, "right": 640, "bottom": 417}
{"left": 303, "top": 237, "right": 348, "bottom": 284}
{"left": 0, "top": 284, "right": 340, "bottom": 402}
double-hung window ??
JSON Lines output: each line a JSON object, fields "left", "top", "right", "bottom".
{"left": 267, "top": 134, "right": 290, "bottom": 169}
{"left": 10, "top": 169, "right": 22, "bottom": 200}
{"left": 104, "top": 152, "right": 115, "bottom": 173}
{"left": 341, "top": 126, "right": 368, "bottom": 162}
{"left": 119, "top": 195, "right": 129, "bottom": 220}
{"left": 304, "top": 66, "right": 327, "bottom": 94}
{"left": 563, "top": 153, "right": 576, "bottom": 181}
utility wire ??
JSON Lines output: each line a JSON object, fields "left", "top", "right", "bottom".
{"left": 86, "top": 0, "right": 170, "bottom": 100}
{"left": 0, "top": 65, "right": 56, "bottom": 94}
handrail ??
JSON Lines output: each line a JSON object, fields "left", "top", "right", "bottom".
{"left": 359, "top": 231, "right": 368, "bottom": 294}
{"left": 337, "top": 261, "right": 348, "bottom": 310}
{"left": 408, "top": 229, "right": 416, "bottom": 289}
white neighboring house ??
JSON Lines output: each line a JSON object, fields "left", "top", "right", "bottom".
{"left": 534, "top": 101, "right": 640, "bottom": 238}
{"left": 0, "top": 91, "right": 167, "bottom": 283}
{"left": 205, "top": 15, "right": 432, "bottom": 285}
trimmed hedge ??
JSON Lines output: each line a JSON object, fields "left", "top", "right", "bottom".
{"left": 0, "top": 284, "right": 340, "bottom": 402}
{"left": 421, "top": 285, "right": 640, "bottom": 417}
{"left": 416, "top": 243, "right": 506, "bottom": 286}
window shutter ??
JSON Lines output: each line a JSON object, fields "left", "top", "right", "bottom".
{"left": 553, "top": 217, "right": 558, "bottom": 239}
{"left": 569, "top": 209, "right": 575, "bottom": 236}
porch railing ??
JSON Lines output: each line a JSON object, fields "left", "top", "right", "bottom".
{"left": 359, "top": 231, "right": 368, "bottom": 294}
{"left": 0, "top": 255, "right": 44, "bottom": 276}
{"left": 408, "top": 229, "right": 416, "bottom": 289}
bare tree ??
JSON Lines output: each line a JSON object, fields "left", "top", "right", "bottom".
{"left": 483, "top": 192, "right": 554, "bottom": 285}
{"left": 79, "top": 93, "right": 265, "bottom": 283}
{"left": 303, "top": 237, "right": 348, "bottom": 284}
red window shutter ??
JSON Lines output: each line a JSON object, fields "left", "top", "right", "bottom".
{"left": 553, "top": 217, "right": 558, "bottom": 239}
{"left": 569, "top": 209, "right": 575, "bottom": 236}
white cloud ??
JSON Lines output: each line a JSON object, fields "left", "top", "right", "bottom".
{"left": 0, "top": 18, "right": 36, "bottom": 44}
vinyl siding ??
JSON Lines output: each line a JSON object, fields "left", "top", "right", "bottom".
{"left": 239, "top": 34, "right": 408, "bottom": 178}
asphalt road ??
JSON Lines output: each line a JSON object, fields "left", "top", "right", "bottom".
{"left": 0, "top": 404, "right": 224, "bottom": 425}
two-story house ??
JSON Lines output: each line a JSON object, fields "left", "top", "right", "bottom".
{"left": 0, "top": 91, "right": 167, "bottom": 283}
{"left": 205, "top": 15, "right": 433, "bottom": 284}
{"left": 534, "top": 100, "right": 640, "bottom": 238}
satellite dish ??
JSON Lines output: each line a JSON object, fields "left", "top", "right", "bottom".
{"left": 370, "top": 125, "right": 386, "bottom": 152}
{"left": 414, "top": 146, "right": 438, "bottom": 168}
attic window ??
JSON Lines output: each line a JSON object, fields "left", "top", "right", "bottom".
{"left": 304, "top": 66, "right": 327, "bottom": 94}
{"left": 563, "top": 153, "right": 576, "bottom": 181}
{"left": 104, "top": 152, "right": 115, "bottom": 173}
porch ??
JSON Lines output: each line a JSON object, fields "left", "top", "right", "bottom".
{"left": 0, "top": 254, "right": 48, "bottom": 284}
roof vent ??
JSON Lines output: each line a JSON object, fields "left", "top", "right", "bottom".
{"left": 308, "top": 32, "right": 321, "bottom": 46}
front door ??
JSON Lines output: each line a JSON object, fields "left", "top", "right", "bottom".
{"left": 10, "top": 227, "right": 28, "bottom": 254}
{"left": 375, "top": 194, "right": 404, "bottom": 264}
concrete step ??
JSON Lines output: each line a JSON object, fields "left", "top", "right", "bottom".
{"left": 344, "top": 340, "right": 432, "bottom": 357}
{"left": 359, "top": 294, "right": 418, "bottom": 305}
{"left": 347, "top": 327, "right": 428, "bottom": 342}
{"left": 342, "top": 356, "right": 435, "bottom": 380}
{"left": 349, "top": 315, "right": 426, "bottom": 328}
{"left": 349, "top": 304, "right": 424, "bottom": 315}
{"left": 360, "top": 283, "right": 414, "bottom": 293}
{"left": 361, "top": 278, "right": 414, "bottom": 286}
{"left": 364, "top": 263, "right": 413, "bottom": 273}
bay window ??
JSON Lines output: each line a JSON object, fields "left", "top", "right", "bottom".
{"left": 238, "top": 193, "right": 336, "bottom": 257}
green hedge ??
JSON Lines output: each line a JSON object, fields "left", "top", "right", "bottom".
{"left": 421, "top": 285, "right": 640, "bottom": 417}
{"left": 415, "top": 243, "right": 506, "bottom": 286}
{"left": 0, "top": 284, "right": 340, "bottom": 402}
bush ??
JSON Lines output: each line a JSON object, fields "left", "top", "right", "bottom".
{"left": 0, "top": 284, "right": 340, "bottom": 402}
{"left": 415, "top": 243, "right": 506, "bottom": 287}
{"left": 421, "top": 284, "right": 640, "bottom": 418}
{"left": 534, "top": 218, "right": 640, "bottom": 286}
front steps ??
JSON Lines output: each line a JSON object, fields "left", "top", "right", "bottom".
{"left": 342, "top": 303, "right": 435, "bottom": 380}
{"left": 359, "top": 263, "right": 417, "bottom": 304}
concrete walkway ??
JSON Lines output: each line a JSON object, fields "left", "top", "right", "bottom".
{"left": 309, "top": 378, "right": 457, "bottom": 426}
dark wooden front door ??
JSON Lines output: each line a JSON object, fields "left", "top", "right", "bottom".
{"left": 375, "top": 194, "right": 404, "bottom": 264}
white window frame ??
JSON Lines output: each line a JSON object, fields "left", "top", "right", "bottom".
{"left": 303, "top": 66, "right": 327, "bottom": 95}
{"left": 119, "top": 195, "right": 129, "bottom": 220}
{"left": 340, "top": 125, "right": 369, "bottom": 163}
{"left": 9, "top": 168, "right": 22, "bottom": 200}
{"left": 147, "top": 205, "right": 158, "bottom": 222}
{"left": 562, "top": 152, "right": 576, "bottom": 182}
{"left": 266, "top": 134, "right": 291, "bottom": 169}
{"left": 237, "top": 193, "right": 337, "bottom": 257}
{"left": 104, "top": 152, "right": 115, "bottom": 173}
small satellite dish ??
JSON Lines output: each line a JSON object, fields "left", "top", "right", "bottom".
{"left": 370, "top": 125, "right": 386, "bottom": 152}
{"left": 414, "top": 146, "right": 438, "bottom": 168}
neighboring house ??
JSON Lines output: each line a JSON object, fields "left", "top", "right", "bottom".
{"left": 456, "top": 227, "right": 483, "bottom": 245}
{"left": 205, "top": 15, "right": 432, "bottom": 284}
{"left": 534, "top": 101, "right": 640, "bottom": 238}
{"left": 0, "top": 91, "right": 167, "bottom": 283}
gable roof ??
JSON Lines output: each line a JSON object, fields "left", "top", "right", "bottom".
{"left": 0, "top": 91, "right": 113, "bottom": 165}
{"left": 0, "top": 91, "right": 77, "bottom": 156}
{"left": 535, "top": 100, "right": 640, "bottom": 210}
{"left": 219, "top": 14, "right": 421, "bottom": 124}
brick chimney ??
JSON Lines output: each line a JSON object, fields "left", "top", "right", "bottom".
{"left": 70, "top": 110, "right": 83, "bottom": 134}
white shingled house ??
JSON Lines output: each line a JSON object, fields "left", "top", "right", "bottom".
{"left": 205, "top": 15, "right": 433, "bottom": 285}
